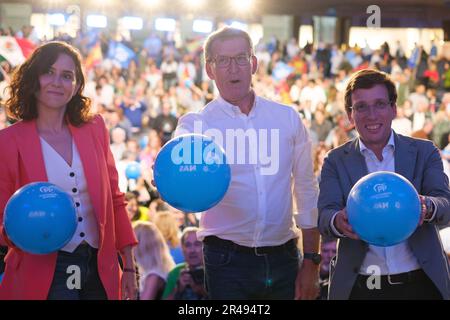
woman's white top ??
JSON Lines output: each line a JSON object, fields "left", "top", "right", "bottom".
{"left": 40, "top": 137, "right": 99, "bottom": 252}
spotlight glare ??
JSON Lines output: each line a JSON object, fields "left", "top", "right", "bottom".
{"left": 86, "top": 15, "right": 107, "bottom": 28}
{"left": 231, "top": 0, "right": 253, "bottom": 12}
{"left": 187, "top": 0, "right": 205, "bottom": 8}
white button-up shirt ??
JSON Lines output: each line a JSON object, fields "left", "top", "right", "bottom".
{"left": 175, "top": 95, "right": 318, "bottom": 247}
{"left": 343, "top": 132, "right": 421, "bottom": 275}
{"left": 40, "top": 137, "right": 99, "bottom": 252}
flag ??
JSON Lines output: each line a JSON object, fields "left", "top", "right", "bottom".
{"left": 14, "top": 37, "right": 36, "bottom": 58}
{"left": 0, "top": 36, "right": 33, "bottom": 66}
{"left": 84, "top": 42, "right": 103, "bottom": 70}
{"left": 107, "top": 41, "right": 136, "bottom": 69}
{"left": 272, "top": 61, "right": 294, "bottom": 81}
{"left": 85, "top": 30, "right": 101, "bottom": 49}
{"left": 185, "top": 37, "right": 204, "bottom": 54}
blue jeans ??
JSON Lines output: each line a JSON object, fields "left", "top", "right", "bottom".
{"left": 47, "top": 244, "right": 107, "bottom": 300}
{"left": 203, "top": 238, "right": 300, "bottom": 300}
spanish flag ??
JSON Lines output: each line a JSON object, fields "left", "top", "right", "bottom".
{"left": 84, "top": 42, "right": 102, "bottom": 70}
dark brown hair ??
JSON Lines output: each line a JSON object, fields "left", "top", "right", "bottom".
{"left": 344, "top": 69, "right": 397, "bottom": 113}
{"left": 6, "top": 41, "right": 92, "bottom": 125}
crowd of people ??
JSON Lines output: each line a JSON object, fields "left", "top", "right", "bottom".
{"left": 0, "top": 24, "right": 450, "bottom": 300}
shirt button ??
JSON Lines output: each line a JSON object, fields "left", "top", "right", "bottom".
{"left": 78, "top": 217, "right": 83, "bottom": 222}
{"left": 76, "top": 202, "right": 80, "bottom": 207}
{"left": 72, "top": 188, "right": 77, "bottom": 193}
{"left": 70, "top": 172, "right": 75, "bottom": 177}
{"left": 80, "top": 232, "right": 85, "bottom": 237}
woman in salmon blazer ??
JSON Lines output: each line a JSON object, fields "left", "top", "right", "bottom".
{"left": 0, "top": 41, "right": 138, "bottom": 300}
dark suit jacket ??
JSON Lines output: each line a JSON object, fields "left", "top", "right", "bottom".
{"left": 318, "top": 132, "right": 450, "bottom": 300}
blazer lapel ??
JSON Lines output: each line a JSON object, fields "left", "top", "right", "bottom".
{"left": 394, "top": 133, "right": 417, "bottom": 182}
{"left": 15, "top": 120, "right": 48, "bottom": 183}
{"left": 343, "top": 138, "right": 368, "bottom": 188}
{"left": 69, "top": 123, "right": 105, "bottom": 225}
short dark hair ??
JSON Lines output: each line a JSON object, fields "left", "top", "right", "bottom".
{"left": 6, "top": 41, "right": 92, "bottom": 126}
{"left": 344, "top": 69, "right": 397, "bottom": 113}
{"left": 125, "top": 192, "right": 138, "bottom": 202}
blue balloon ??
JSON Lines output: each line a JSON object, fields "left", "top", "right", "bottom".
{"left": 4, "top": 182, "right": 77, "bottom": 255}
{"left": 139, "top": 135, "right": 149, "bottom": 150}
{"left": 125, "top": 161, "right": 141, "bottom": 180}
{"left": 154, "top": 134, "right": 231, "bottom": 212}
{"left": 347, "top": 171, "right": 421, "bottom": 247}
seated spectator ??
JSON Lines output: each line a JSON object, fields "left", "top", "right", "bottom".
{"left": 133, "top": 221, "right": 175, "bottom": 300}
{"left": 153, "top": 211, "right": 184, "bottom": 264}
{"left": 110, "top": 127, "right": 127, "bottom": 163}
{"left": 411, "top": 119, "right": 433, "bottom": 140}
{"left": 152, "top": 99, "right": 178, "bottom": 145}
{"left": 317, "top": 238, "right": 337, "bottom": 300}
{"left": 125, "top": 192, "right": 150, "bottom": 222}
{"left": 310, "top": 109, "right": 333, "bottom": 142}
{"left": 163, "top": 227, "right": 207, "bottom": 300}
{"left": 391, "top": 107, "right": 412, "bottom": 137}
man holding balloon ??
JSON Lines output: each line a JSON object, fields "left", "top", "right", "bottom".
{"left": 172, "top": 27, "right": 321, "bottom": 300}
{"left": 318, "top": 69, "right": 450, "bottom": 299}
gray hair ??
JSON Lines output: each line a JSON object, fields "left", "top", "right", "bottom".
{"left": 180, "top": 226, "right": 200, "bottom": 246}
{"left": 203, "top": 26, "right": 254, "bottom": 63}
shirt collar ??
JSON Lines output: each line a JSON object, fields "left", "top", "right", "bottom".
{"left": 217, "top": 94, "right": 258, "bottom": 119}
{"left": 359, "top": 130, "right": 395, "bottom": 154}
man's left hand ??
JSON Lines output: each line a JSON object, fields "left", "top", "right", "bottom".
{"left": 295, "top": 260, "right": 320, "bottom": 300}
{"left": 418, "top": 195, "right": 433, "bottom": 226}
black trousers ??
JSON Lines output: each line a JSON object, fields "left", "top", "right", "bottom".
{"left": 47, "top": 244, "right": 107, "bottom": 300}
{"left": 349, "top": 269, "right": 443, "bottom": 300}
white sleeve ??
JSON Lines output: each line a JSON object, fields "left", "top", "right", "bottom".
{"left": 292, "top": 110, "right": 319, "bottom": 229}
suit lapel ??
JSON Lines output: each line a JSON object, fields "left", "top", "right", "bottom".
{"left": 394, "top": 133, "right": 417, "bottom": 182}
{"left": 393, "top": 134, "right": 425, "bottom": 257}
{"left": 69, "top": 123, "right": 105, "bottom": 225}
{"left": 15, "top": 120, "right": 48, "bottom": 183}
{"left": 343, "top": 138, "right": 368, "bottom": 187}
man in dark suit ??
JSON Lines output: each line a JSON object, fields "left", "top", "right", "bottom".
{"left": 318, "top": 69, "right": 450, "bottom": 300}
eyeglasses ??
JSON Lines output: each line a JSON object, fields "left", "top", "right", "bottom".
{"left": 350, "top": 100, "right": 392, "bottom": 114}
{"left": 210, "top": 54, "right": 252, "bottom": 68}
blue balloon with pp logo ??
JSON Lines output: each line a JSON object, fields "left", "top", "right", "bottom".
{"left": 347, "top": 171, "right": 421, "bottom": 247}
{"left": 153, "top": 134, "right": 231, "bottom": 212}
{"left": 125, "top": 161, "right": 141, "bottom": 180}
{"left": 4, "top": 182, "right": 77, "bottom": 255}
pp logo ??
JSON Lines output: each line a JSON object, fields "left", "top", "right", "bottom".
{"left": 373, "top": 183, "right": 387, "bottom": 193}
{"left": 39, "top": 186, "right": 56, "bottom": 193}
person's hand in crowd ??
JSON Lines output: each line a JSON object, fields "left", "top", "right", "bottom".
{"left": 334, "top": 208, "right": 359, "bottom": 240}
{"left": 177, "top": 268, "right": 195, "bottom": 292}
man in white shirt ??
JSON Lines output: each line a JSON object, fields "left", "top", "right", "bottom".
{"left": 318, "top": 69, "right": 450, "bottom": 299}
{"left": 175, "top": 27, "right": 320, "bottom": 300}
